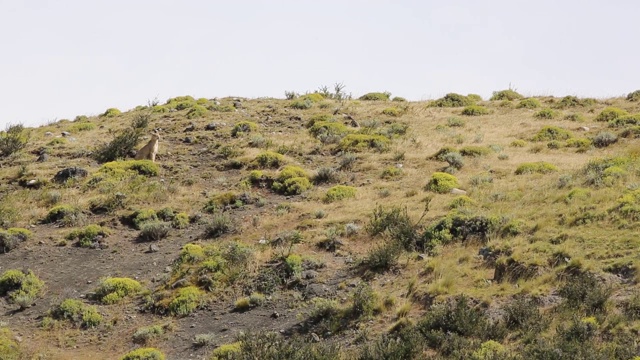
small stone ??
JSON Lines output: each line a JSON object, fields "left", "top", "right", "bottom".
{"left": 87, "top": 280, "right": 92, "bottom": 284}
{"left": 44, "top": 132, "right": 53, "bottom": 137}
{"left": 149, "top": 244, "right": 160, "bottom": 253}
{"left": 61, "top": 131, "right": 71, "bottom": 137}
{"left": 165, "top": 266, "right": 172, "bottom": 273}
{"left": 302, "top": 270, "right": 318, "bottom": 280}
{"left": 416, "top": 254, "right": 428, "bottom": 261}
{"left": 450, "top": 188, "right": 467, "bottom": 195}
{"left": 233, "top": 101, "right": 242, "bottom": 109}
{"left": 184, "top": 124, "right": 196, "bottom": 132}
{"left": 183, "top": 137, "right": 193, "bottom": 144}
{"left": 271, "top": 312, "right": 280, "bottom": 319}
{"left": 37, "top": 153, "right": 49, "bottom": 162}
{"left": 190, "top": 324, "right": 195, "bottom": 328}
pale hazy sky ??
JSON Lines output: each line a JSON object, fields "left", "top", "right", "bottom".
{"left": 1, "top": 0, "right": 638, "bottom": 127}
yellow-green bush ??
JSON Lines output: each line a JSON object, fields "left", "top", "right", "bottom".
{"left": 285, "top": 254, "right": 303, "bottom": 277}
{"left": 0, "top": 124, "right": 30, "bottom": 157}
{"left": 324, "top": 185, "right": 357, "bottom": 202}
{"left": 426, "top": 172, "right": 459, "bottom": 193}
{"left": 461, "top": 106, "right": 489, "bottom": 116}
{"left": 339, "top": 134, "right": 390, "bottom": 152}
{"left": 120, "top": 347, "right": 165, "bottom": 360}
{"left": 132, "top": 324, "right": 166, "bottom": 344}
{"left": 0, "top": 327, "right": 21, "bottom": 359}
{"left": 203, "top": 192, "right": 238, "bottom": 213}
{"left": 95, "top": 277, "right": 142, "bottom": 304}
{"left": 359, "top": 92, "right": 391, "bottom": 101}
{"left": 186, "top": 105, "right": 208, "bottom": 119}
{"left": 515, "top": 162, "right": 559, "bottom": 175}
{"left": 534, "top": 108, "right": 559, "bottom": 119}
{"left": 627, "top": 90, "right": 640, "bottom": 102}
{"left": 431, "top": 93, "right": 474, "bottom": 107}
{"left": 131, "top": 209, "right": 159, "bottom": 229}
{"left": 0, "top": 228, "right": 32, "bottom": 253}
{"left": 516, "top": 98, "right": 541, "bottom": 109}
{"left": 231, "top": 121, "right": 258, "bottom": 137}
{"left": 459, "top": 146, "right": 492, "bottom": 157}
{"left": 595, "top": 107, "right": 628, "bottom": 122}
{"left": 309, "top": 121, "right": 350, "bottom": 138}
{"left": 71, "top": 122, "right": 96, "bottom": 132}
{"left": 272, "top": 166, "right": 312, "bottom": 195}
{"left": 43, "top": 205, "right": 84, "bottom": 227}
{"left": 252, "top": 151, "right": 286, "bottom": 168}
{"left": 168, "top": 286, "right": 203, "bottom": 316}
{"left": 66, "top": 224, "right": 110, "bottom": 248}
{"left": 0, "top": 269, "right": 44, "bottom": 308}
{"left": 381, "top": 166, "right": 402, "bottom": 179}
{"left": 532, "top": 126, "right": 572, "bottom": 141}
{"left": 510, "top": 139, "right": 527, "bottom": 147}
{"left": 382, "top": 107, "right": 401, "bottom": 116}
{"left": 490, "top": 89, "right": 523, "bottom": 101}
{"left": 98, "top": 160, "right": 159, "bottom": 177}
{"left": 50, "top": 298, "right": 102, "bottom": 328}
{"left": 101, "top": 108, "right": 121, "bottom": 118}
{"left": 172, "top": 212, "right": 189, "bottom": 229}
{"left": 449, "top": 195, "right": 476, "bottom": 209}
{"left": 210, "top": 342, "right": 242, "bottom": 360}
{"left": 566, "top": 138, "right": 592, "bottom": 149}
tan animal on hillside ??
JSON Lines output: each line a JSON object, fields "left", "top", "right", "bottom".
{"left": 135, "top": 131, "right": 160, "bottom": 162}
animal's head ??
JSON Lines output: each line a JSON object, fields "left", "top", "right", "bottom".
{"left": 151, "top": 129, "right": 161, "bottom": 140}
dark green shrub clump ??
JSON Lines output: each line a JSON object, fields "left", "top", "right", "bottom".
{"left": 93, "top": 114, "right": 149, "bottom": 163}
{"left": 626, "top": 90, "right": 640, "bottom": 102}
{"left": 534, "top": 108, "right": 558, "bottom": 119}
{"left": 592, "top": 131, "right": 617, "bottom": 148}
{"left": 252, "top": 151, "right": 285, "bottom": 168}
{"left": 595, "top": 107, "right": 628, "bottom": 122}
{"left": 0, "top": 269, "right": 44, "bottom": 308}
{"left": 66, "top": 224, "right": 110, "bottom": 248}
{"left": 44, "top": 205, "right": 84, "bottom": 227}
{"left": 459, "top": 146, "right": 492, "bottom": 157}
{"left": 339, "top": 134, "right": 390, "bottom": 152}
{"left": 231, "top": 121, "right": 258, "bottom": 136}
{"left": 461, "top": 106, "right": 489, "bottom": 116}
{"left": 0, "top": 124, "right": 29, "bottom": 157}
{"left": 515, "top": 162, "right": 558, "bottom": 175}
{"left": 517, "top": 98, "right": 541, "bottom": 109}
{"left": 359, "top": 92, "right": 391, "bottom": 101}
{"left": 0, "top": 228, "right": 31, "bottom": 253}
{"left": 490, "top": 89, "right": 523, "bottom": 101}
{"left": 555, "top": 95, "right": 596, "bottom": 108}
{"left": 532, "top": 126, "right": 572, "bottom": 141}
{"left": 432, "top": 93, "right": 474, "bottom": 107}
{"left": 186, "top": 105, "right": 207, "bottom": 119}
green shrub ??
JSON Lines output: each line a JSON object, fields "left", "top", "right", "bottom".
{"left": 467, "top": 94, "right": 483, "bottom": 102}
{"left": 471, "top": 340, "right": 506, "bottom": 360}
{"left": 447, "top": 117, "right": 465, "bottom": 127}
{"left": 339, "top": 134, "right": 390, "bottom": 152}
{"left": 120, "top": 347, "right": 165, "bottom": 360}
{"left": 272, "top": 166, "right": 312, "bottom": 195}
{"left": 95, "top": 277, "right": 142, "bottom": 304}
{"left": 558, "top": 272, "right": 610, "bottom": 314}
{"left": 169, "top": 286, "right": 203, "bottom": 316}
{"left": 595, "top": 107, "right": 628, "bottom": 122}
{"left": 0, "top": 269, "right": 44, "bottom": 308}
{"left": 132, "top": 325, "right": 165, "bottom": 344}
{"left": 139, "top": 221, "right": 171, "bottom": 241}
{"left": 609, "top": 114, "right": 640, "bottom": 127}
{"left": 460, "top": 146, "right": 492, "bottom": 157}
{"left": 309, "top": 121, "right": 350, "bottom": 138}
{"left": 565, "top": 113, "right": 586, "bottom": 122}
{"left": 203, "top": 192, "right": 238, "bottom": 213}
{"left": 392, "top": 96, "right": 407, "bottom": 102}
{"left": 252, "top": 151, "right": 285, "bottom": 168}
{"left": 490, "top": 89, "right": 523, "bottom": 101}
{"left": 515, "top": 162, "right": 559, "bottom": 175}
{"left": 517, "top": 98, "right": 541, "bottom": 109}
{"left": 300, "top": 93, "right": 325, "bottom": 102}
{"left": 66, "top": 224, "right": 110, "bottom": 248}
{"left": 534, "top": 108, "right": 558, "bottom": 119}
{"left": 44, "top": 205, "right": 83, "bottom": 226}
{"left": 93, "top": 114, "right": 149, "bottom": 163}
{"left": 0, "top": 228, "right": 31, "bottom": 254}
{"left": 101, "top": 108, "right": 121, "bottom": 117}
{"left": 186, "top": 105, "right": 207, "bottom": 119}
{"left": 231, "top": 121, "right": 258, "bottom": 137}
{"left": 313, "top": 167, "right": 338, "bottom": 184}
{"left": 211, "top": 342, "right": 242, "bottom": 359}
{"left": 70, "top": 122, "right": 96, "bottom": 132}
{"left": 131, "top": 209, "right": 158, "bottom": 229}
{"left": 555, "top": 95, "right": 596, "bottom": 108}
{"left": 204, "top": 213, "right": 233, "bottom": 238}
{"left": 285, "top": 254, "right": 303, "bottom": 277}
{"left": 449, "top": 196, "right": 476, "bottom": 209}
{"left": 426, "top": 172, "right": 459, "bottom": 193}
{"left": 381, "top": 166, "right": 403, "bottom": 179}
{"left": 359, "top": 92, "right": 391, "bottom": 101}
{"left": 51, "top": 298, "right": 103, "bottom": 328}
{"left": 510, "top": 139, "right": 527, "bottom": 147}
{"left": 592, "top": 131, "right": 617, "bottom": 148}
{"left": 432, "top": 93, "right": 474, "bottom": 107}
{"left": 382, "top": 107, "right": 401, "bottom": 116}
{"left": 290, "top": 99, "right": 313, "bottom": 109}
{"left": 172, "top": 212, "right": 189, "bottom": 229}
{"left": 532, "top": 126, "right": 572, "bottom": 141}
{"left": 99, "top": 159, "right": 159, "bottom": 177}
{"left": 0, "top": 124, "right": 29, "bottom": 157}
{"left": 324, "top": 185, "right": 357, "bottom": 202}
{"left": 461, "top": 106, "right": 489, "bottom": 116}
{"left": 0, "top": 327, "right": 21, "bottom": 359}
{"left": 566, "top": 138, "right": 592, "bottom": 149}
{"left": 627, "top": 90, "right": 640, "bottom": 102}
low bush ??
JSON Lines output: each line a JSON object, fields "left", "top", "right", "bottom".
{"left": 0, "top": 124, "right": 29, "bottom": 157}
{"left": 447, "top": 117, "right": 465, "bottom": 127}
{"left": 43, "top": 205, "right": 84, "bottom": 227}
{"left": 272, "top": 166, "right": 312, "bottom": 195}
{"left": 231, "top": 121, "right": 258, "bottom": 137}
{"left": 211, "top": 342, "right": 242, "bottom": 359}
{"left": 461, "top": 106, "right": 490, "bottom": 116}
{"left": 0, "top": 228, "right": 31, "bottom": 253}
{"left": 592, "top": 131, "right": 617, "bottom": 148}
{"left": 566, "top": 138, "right": 592, "bottom": 149}
{"left": 426, "top": 172, "right": 459, "bottom": 193}
{"left": 534, "top": 108, "right": 559, "bottom": 119}
{"left": 290, "top": 99, "right": 313, "bottom": 109}
{"left": 565, "top": 113, "right": 586, "bottom": 122}
{"left": 133, "top": 325, "right": 166, "bottom": 344}
{"left": 70, "top": 122, "right": 96, "bottom": 132}
{"left": 532, "top": 126, "right": 572, "bottom": 141}
{"left": 130, "top": 209, "right": 158, "bottom": 229}
{"left": 609, "top": 114, "right": 640, "bottom": 127}
{"left": 309, "top": 121, "right": 350, "bottom": 138}
{"left": 490, "top": 89, "right": 523, "bottom": 101}
{"left": 95, "top": 277, "right": 142, "bottom": 304}
{"left": 168, "top": 286, "right": 203, "bottom": 316}
{"left": 460, "top": 146, "right": 492, "bottom": 157}
{"left": 120, "top": 347, "right": 165, "bottom": 360}
{"left": 432, "top": 93, "right": 474, "bottom": 107}
{"left": 66, "top": 224, "right": 110, "bottom": 248}
{"left": 324, "top": 185, "right": 357, "bottom": 202}
{"left": 204, "top": 213, "right": 233, "bottom": 238}
{"left": 93, "top": 114, "right": 149, "bottom": 163}
{"left": 139, "top": 221, "right": 171, "bottom": 241}
{"left": 515, "top": 162, "right": 558, "bottom": 175}
{"left": 50, "top": 298, "right": 102, "bottom": 328}
{"left": 392, "top": 96, "right": 407, "bottom": 102}
{"left": 172, "top": 212, "right": 189, "bottom": 229}
{"left": 101, "top": 108, "right": 121, "bottom": 117}
{"left": 359, "top": 92, "right": 391, "bottom": 101}
{"left": 98, "top": 159, "right": 159, "bottom": 177}
{"left": 0, "top": 327, "right": 21, "bottom": 359}
{"left": 558, "top": 272, "right": 610, "bottom": 314}
{"left": 339, "top": 134, "right": 390, "bottom": 152}
{"left": 0, "top": 269, "right": 44, "bottom": 308}
{"left": 313, "top": 167, "right": 338, "bottom": 184}
{"left": 627, "top": 89, "right": 640, "bottom": 102}
{"left": 252, "top": 151, "right": 285, "bottom": 168}
{"left": 595, "top": 107, "right": 628, "bottom": 122}
{"left": 381, "top": 166, "right": 403, "bottom": 179}
{"left": 203, "top": 192, "right": 238, "bottom": 213}
{"left": 449, "top": 195, "right": 476, "bottom": 209}
{"left": 186, "top": 105, "right": 207, "bottom": 119}
{"left": 382, "top": 107, "right": 401, "bottom": 116}
{"left": 510, "top": 139, "right": 527, "bottom": 147}
{"left": 517, "top": 98, "right": 541, "bottom": 109}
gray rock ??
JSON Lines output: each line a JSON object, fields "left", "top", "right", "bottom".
{"left": 184, "top": 124, "right": 196, "bottom": 132}
{"left": 310, "top": 333, "right": 321, "bottom": 342}
{"left": 183, "top": 137, "right": 193, "bottom": 144}
{"left": 205, "top": 123, "right": 219, "bottom": 131}
{"left": 53, "top": 167, "right": 88, "bottom": 183}
{"left": 149, "top": 244, "right": 160, "bottom": 253}
{"left": 171, "top": 279, "right": 189, "bottom": 289}
{"left": 44, "top": 132, "right": 53, "bottom": 137}
{"left": 302, "top": 270, "right": 319, "bottom": 280}
{"left": 36, "top": 153, "right": 49, "bottom": 162}
{"left": 233, "top": 101, "right": 242, "bottom": 109}
{"left": 61, "top": 131, "right": 71, "bottom": 137}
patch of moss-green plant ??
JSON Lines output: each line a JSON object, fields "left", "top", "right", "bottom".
{"left": 211, "top": 342, "right": 242, "bottom": 360}
{"left": 461, "top": 106, "right": 490, "bottom": 116}
{"left": 252, "top": 151, "right": 285, "bottom": 169}
{"left": 0, "top": 269, "right": 44, "bottom": 307}
{"left": 231, "top": 121, "right": 258, "bottom": 137}
{"left": 95, "top": 277, "right": 143, "bottom": 304}
{"left": 186, "top": 105, "right": 208, "bottom": 119}
{"left": 532, "top": 126, "right": 572, "bottom": 141}
{"left": 359, "top": 92, "right": 391, "bottom": 101}
{"left": 515, "top": 162, "right": 558, "bottom": 175}
{"left": 517, "top": 98, "right": 541, "bottom": 109}
{"left": 98, "top": 160, "right": 159, "bottom": 177}
{"left": 595, "top": 107, "right": 628, "bottom": 122}
{"left": 50, "top": 298, "right": 103, "bottom": 328}
{"left": 0, "top": 327, "right": 21, "bottom": 359}
{"left": 168, "top": 286, "right": 204, "bottom": 316}
{"left": 534, "top": 108, "right": 559, "bottom": 119}
{"left": 203, "top": 192, "right": 238, "bottom": 213}
{"left": 381, "top": 166, "right": 403, "bottom": 179}
{"left": 43, "top": 205, "right": 83, "bottom": 225}
{"left": 101, "top": 108, "right": 121, "bottom": 118}
{"left": 120, "top": 347, "right": 165, "bottom": 360}
{"left": 490, "top": 89, "right": 523, "bottom": 101}
{"left": 66, "top": 224, "right": 110, "bottom": 248}
{"left": 272, "top": 166, "right": 312, "bottom": 195}
{"left": 431, "top": 93, "right": 474, "bottom": 107}
{"left": 426, "top": 172, "right": 459, "bottom": 193}
{"left": 0, "top": 228, "right": 32, "bottom": 253}
{"left": 324, "top": 185, "right": 357, "bottom": 203}
{"left": 459, "top": 146, "right": 492, "bottom": 157}
{"left": 449, "top": 196, "right": 476, "bottom": 209}
{"left": 309, "top": 121, "right": 350, "bottom": 138}
{"left": 339, "top": 134, "right": 390, "bottom": 152}
{"left": 130, "top": 209, "right": 158, "bottom": 229}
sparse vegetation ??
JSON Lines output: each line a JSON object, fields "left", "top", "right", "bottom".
{"left": 461, "top": 105, "right": 490, "bottom": 116}
{"left": 95, "top": 277, "right": 142, "bottom": 304}
{"left": 432, "top": 93, "right": 475, "bottom": 107}
{"left": 426, "top": 172, "right": 459, "bottom": 193}
{"left": 490, "top": 89, "right": 523, "bottom": 101}
{"left": 93, "top": 114, "right": 149, "bottom": 163}
{"left": 595, "top": 107, "right": 628, "bottom": 122}
{"left": 0, "top": 124, "right": 29, "bottom": 157}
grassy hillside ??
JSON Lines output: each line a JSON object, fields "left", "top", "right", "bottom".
{"left": 2, "top": 89, "right": 640, "bottom": 359}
